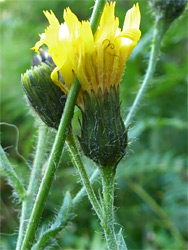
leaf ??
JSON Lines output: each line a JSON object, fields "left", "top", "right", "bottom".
{"left": 117, "top": 228, "right": 128, "bottom": 250}
{"left": 32, "top": 191, "right": 72, "bottom": 250}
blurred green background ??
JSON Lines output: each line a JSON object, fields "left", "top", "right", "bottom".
{"left": 1, "top": 0, "right": 187, "bottom": 249}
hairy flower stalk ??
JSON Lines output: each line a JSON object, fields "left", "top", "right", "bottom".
{"left": 33, "top": 2, "right": 141, "bottom": 249}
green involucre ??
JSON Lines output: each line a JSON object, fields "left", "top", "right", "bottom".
{"left": 79, "top": 86, "right": 127, "bottom": 168}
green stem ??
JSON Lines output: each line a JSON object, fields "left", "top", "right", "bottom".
{"left": 21, "top": 1, "right": 106, "bottom": 248}
{"left": 73, "top": 169, "right": 99, "bottom": 206}
{"left": 124, "top": 17, "right": 166, "bottom": 127}
{"left": 0, "top": 145, "right": 27, "bottom": 201}
{"left": 21, "top": 79, "right": 80, "bottom": 250}
{"left": 33, "top": 170, "right": 100, "bottom": 249}
{"left": 100, "top": 166, "right": 119, "bottom": 250}
{"left": 32, "top": 192, "right": 72, "bottom": 250}
{"left": 66, "top": 129, "right": 102, "bottom": 221}
{"left": 90, "top": 0, "right": 106, "bottom": 34}
{"left": 16, "top": 125, "right": 48, "bottom": 250}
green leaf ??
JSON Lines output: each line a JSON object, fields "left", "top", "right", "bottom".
{"left": 32, "top": 191, "right": 72, "bottom": 250}
{"left": 0, "top": 145, "right": 27, "bottom": 201}
{"left": 117, "top": 228, "right": 128, "bottom": 250}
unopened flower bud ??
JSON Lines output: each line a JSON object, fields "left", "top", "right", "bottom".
{"left": 79, "top": 87, "right": 127, "bottom": 168}
{"left": 21, "top": 63, "right": 66, "bottom": 129}
{"left": 32, "top": 48, "right": 55, "bottom": 68}
{"left": 150, "top": 0, "right": 186, "bottom": 28}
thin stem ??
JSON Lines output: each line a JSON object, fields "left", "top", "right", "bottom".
{"left": 90, "top": 0, "right": 106, "bottom": 34}
{"left": 16, "top": 125, "right": 48, "bottom": 250}
{"left": 21, "top": 79, "right": 80, "bottom": 250}
{"left": 33, "top": 170, "right": 99, "bottom": 249}
{"left": 100, "top": 167, "right": 119, "bottom": 250}
{"left": 73, "top": 169, "right": 99, "bottom": 206}
{"left": 32, "top": 192, "right": 72, "bottom": 250}
{"left": 0, "top": 145, "right": 27, "bottom": 201}
{"left": 66, "top": 129, "right": 102, "bottom": 221}
{"left": 124, "top": 17, "right": 166, "bottom": 127}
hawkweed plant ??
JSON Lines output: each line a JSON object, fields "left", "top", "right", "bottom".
{"left": 0, "top": 0, "right": 186, "bottom": 249}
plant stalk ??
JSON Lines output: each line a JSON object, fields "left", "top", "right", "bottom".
{"left": 124, "top": 17, "right": 166, "bottom": 127}
{"left": 66, "top": 129, "right": 102, "bottom": 221}
{"left": 21, "top": 79, "right": 80, "bottom": 250}
{"left": 16, "top": 124, "right": 48, "bottom": 250}
{"left": 0, "top": 145, "right": 27, "bottom": 201}
{"left": 73, "top": 169, "right": 99, "bottom": 206}
{"left": 100, "top": 166, "right": 119, "bottom": 250}
{"left": 90, "top": 0, "right": 106, "bottom": 34}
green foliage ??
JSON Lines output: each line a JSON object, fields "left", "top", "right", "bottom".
{"left": 117, "top": 228, "right": 128, "bottom": 250}
{"left": 32, "top": 192, "right": 72, "bottom": 250}
{"left": 0, "top": 145, "right": 26, "bottom": 201}
{"left": 1, "top": 0, "right": 187, "bottom": 249}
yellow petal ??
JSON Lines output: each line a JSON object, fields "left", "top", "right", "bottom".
{"left": 32, "top": 10, "right": 68, "bottom": 69}
{"left": 123, "top": 3, "right": 141, "bottom": 31}
{"left": 80, "top": 21, "right": 95, "bottom": 54}
{"left": 51, "top": 66, "right": 69, "bottom": 94}
{"left": 117, "top": 29, "right": 141, "bottom": 45}
{"left": 64, "top": 7, "right": 80, "bottom": 37}
{"left": 95, "top": 2, "right": 119, "bottom": 44}
{"left": 60, "top": 58, "right": 75, "bottom": 90}
{"left": 32, "top": 33, "right": 46, "bottom": 53}
{"left": 43, "top": 10, "right": 60, "bottom": 48}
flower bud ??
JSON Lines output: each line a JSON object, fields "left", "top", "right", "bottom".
{"left": 150, "top": 0, "right": 186, "bottom": 27}
{"left": 32, "top": 48, "right": 56, "bottom": 68}
{"left": 79, "top": 87, "right": 127, "bottom": 168}
{"left": 21, "top": 63, "right": 66, "bottom": 129}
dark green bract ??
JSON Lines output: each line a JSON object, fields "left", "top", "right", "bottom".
{"left": 21, "top": 63, "right": 66, "bottom": 129}
{"left": 150, "top": 0, "right": 186, "bottom": 28}
{"left": 79, "top": 86, "right": 127, "bottom": 168}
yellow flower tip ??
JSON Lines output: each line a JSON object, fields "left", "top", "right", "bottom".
{"left": 31, "top": 33, "right": 46, "bottom": 53}
{"left": 64, "top": 7, "right": 71, "bottom": 15}
{"left": 102, "top": 1, "right": 116, "bottom": 22}
{"left": 43, "top": 10, "right": 59, "bottom": 26}
{"left": 63, "top": 7, "right": 77, "bottom": 22}
{"left": 104, "top": 1, "right": 116, "bottom": 9}
{"left": 64, "top": 7, "right": 80, "bottom": 32}
{"left": 23, "top": 72, "right": 29, "bottom": 87}
{"left": 123, "top": 2, "right": 141, "bottom": 31}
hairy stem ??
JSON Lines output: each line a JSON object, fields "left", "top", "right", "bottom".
{"left": 21, "top": 2, "right": 106, "bottom": 248}
{"left": 33, "top": 170, "right": 100, "bottom": 249}
{"left": 90, "top": 0, "right": 106, "bottom": 34}
{"left": 124, "top": 17, "right": 166, "bottom": 127}
{"left": 66, "top": 129, "right": 102, "bottom": 221}
{"left": 0, "top": 145, "right": 27, "bottom": 201}
{"left": 73, "top": 169, "right": 99, "bottom": 206}
{"left": 16, "top": 125, "right": 48, "bottom": 250}
{"left": 100, "top": 166, "right": 119, "bottom": 250}
{"left": 21, "top": 79, "right": 80, "bottom": 250}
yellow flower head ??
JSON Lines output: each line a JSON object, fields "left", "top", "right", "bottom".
{"left": 33, "top": 2, "right": 141, "bottom": 109}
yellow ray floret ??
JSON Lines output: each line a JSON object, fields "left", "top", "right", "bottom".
{"left": 32, "top": 2, "right": 141, "bottom": 107}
